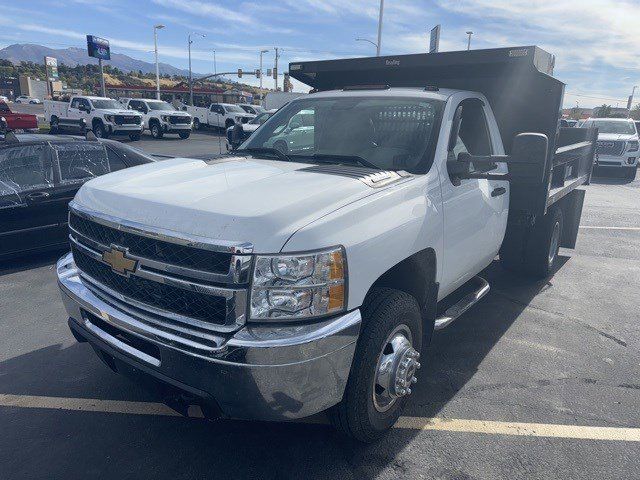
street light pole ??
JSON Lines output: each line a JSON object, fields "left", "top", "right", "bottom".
{"left": 153, "top": 24, "right": 165, "bottom": 100}
{"left": 259, "top": 49, "right": 268, "bottom": 89}
{"left": 188, "top": 32, "right": 205, "bottom": 106}
{"left": 274, "top": 47, "right": 280, "bottom": 91}
{"left": 376, "top": 0, "right": 384, "bottom": 56}
{"left": 356, "top": 37, "right": 378, "bottom": 53}
{"left": 213, "top": 49, "right": 217, "bottom": 75}
{"left": 466, "top": 31, "right": 473, "bottom": 50}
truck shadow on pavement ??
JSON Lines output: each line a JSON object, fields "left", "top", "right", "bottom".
{"left": 0, "top": 257, "right": 570, "bottom": 479}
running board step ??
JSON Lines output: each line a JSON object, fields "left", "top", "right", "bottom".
{"left": 434, "top": 276, "right": 490, "bottom": 330}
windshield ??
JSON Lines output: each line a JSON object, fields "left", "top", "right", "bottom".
{"left": 225, "top": 104, "right": 245, "bottom": 113}
{"left": 147, "top": 101, "right": 176, "bottom": 111}
{"left": 241, "top": 96, "right": 444, "bottom": 172}
{"left": 91, "top": 99, "right": 122, "bottom": 109}
{"left": 583, "top": 120, "right": 637, "bottom": 135}
{"left": 249, "top": 112, "right": 273, "bottom": 125}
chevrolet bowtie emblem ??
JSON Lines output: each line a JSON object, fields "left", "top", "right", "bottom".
{"left": 102, "top": 245, "right": 137, "bottom": 276}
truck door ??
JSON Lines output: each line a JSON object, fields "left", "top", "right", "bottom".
{"left": 440, "top": 97, "right": 509, "bottom": 296}
{"left": 209, "top": 105, "right": 223, "bottom": 128}
{"left": 68, "top": 97, "right": 82, "bottom": 120}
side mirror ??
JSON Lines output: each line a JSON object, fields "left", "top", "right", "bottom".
{"left": 508, "top": 133, "right": 548, "bottom": 184}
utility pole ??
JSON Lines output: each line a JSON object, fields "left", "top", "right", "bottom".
{"left": 376, "top": 0, "right": 384, "bottom": 56}
{"left": 627, "top": 85, "right": 638, "bottom": 118}
{"left": 99, "top": 59, "right": 106, "bottom": 97}
{"left": 466, "top": 31, "right": 473, "bottom": 50}
{"left": 213, "top": 49, "right": 217, "bottom": 75}
{"left": 153, "top": 24, "right": 165, "bottom": 100}
{"left": 188, "top": 32, "right": 205, "bottom": 106}
{"left": 259, "top": 49, "right": 268, "bottom": 89}
{"left": 274, "top": 47, "right": 280, "bottom": 90}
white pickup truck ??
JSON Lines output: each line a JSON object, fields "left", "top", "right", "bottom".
{"left": 125, "top": 98, "right": 192, "bottom": 139}
{"left": 44, "top": 96, "right": 144, "bottom": 140}
{"left": 185, "top": 103, "right": 254, "bottom": 130}
{"left": 57, "top": 47, "right": 597, "bottom": 442}
{"left": 581, "top": 117, "right": 638, "bottom": 180}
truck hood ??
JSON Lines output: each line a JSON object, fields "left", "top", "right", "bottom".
{"left": 597, "top": 133, "right": 638, "bottom": 141}
{"left": 74, "top": 156, "right": 383, "bottom": 252}
{"left": 154, "top": 110, "right": 191, "bottom": 116}
{"left": 98, "top": 109, "right": 142, "bottom": 116}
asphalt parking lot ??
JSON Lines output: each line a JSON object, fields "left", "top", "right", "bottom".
{"left": 1, "top": 151, "right": 639, "bottom": 478}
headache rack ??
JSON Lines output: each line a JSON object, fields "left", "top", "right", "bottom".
{"left": 290, "top": 46, "right": 597, "bottom": 222}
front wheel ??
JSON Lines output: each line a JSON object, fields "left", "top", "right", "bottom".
{"left": 193, "top": 118, "right": 200, "bottom": 130}
{"left": 178, "top": 131, "right": 190, "bottom": 139}
{"left": 328, "top": 288, "right": 423, "bottom": 442}
{"left": 150, "top": 122, "right": 163, "bottom": 139}
{"left": 49, "top": 116, "right": 59, "bottom": 134}
{"left": 92, "top": 122, "right": 107, "bottom": 138}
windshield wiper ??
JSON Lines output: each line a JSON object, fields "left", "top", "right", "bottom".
{"left": 235, "top": 147, "right": 291, "bottom": 162}
{"left": 290, "top": 153, "right": 380, "bottom": 169}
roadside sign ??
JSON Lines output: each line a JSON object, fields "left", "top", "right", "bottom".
{"left": 86, "top": 35, "right": 111, "bottom": 60}
{"left": 44, "top": 56, "right": 58, "bottom": 80}
{"left": 429, "top": 25, "right": 441, "bottom": 53}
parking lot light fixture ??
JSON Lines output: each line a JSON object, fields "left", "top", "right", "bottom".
{"left": 188, "top": 32, "right": 206, "bottom": 106}
{"left": 356, "top": 37, "right": 378, "bottom": 53}
{"left": 153, "top": 24, "right": 165, "bottom": 100}
{"left": 466, "top": 31, "right": 473, "bottom": 50}
{"left": 259, "top": 49, "right": 269, "bottom": 89}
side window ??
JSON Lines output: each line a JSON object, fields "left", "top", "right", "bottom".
{"left": 210, "top": 104, "right": 217, "bottom": 113}
{"left": 54, "top": 143, "right": 110, "bottom": 184}
{"left": 70, "top": 98, "right": 80, "bottom": 109}
{"left": 455, "top": 99, "right": 492, "bottom": 157}
{"left": 78, "top": 99, "right": 90, "bottom": 111}
{"left": 0, "top": 145, "right": 54, "bottom": 207}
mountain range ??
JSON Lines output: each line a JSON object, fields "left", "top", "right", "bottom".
{"left": 0, "top": 43, "right": 194, "bottom": 77}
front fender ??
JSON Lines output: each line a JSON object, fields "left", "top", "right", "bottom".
{"left": 281, "top": 170, "right": 444, "bottom": 310}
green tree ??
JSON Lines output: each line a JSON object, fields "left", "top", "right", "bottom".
{"left": 594, "top": 104, "right": 613, "bottom": 118}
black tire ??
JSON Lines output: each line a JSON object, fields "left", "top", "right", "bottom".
{"left": 521, "top": 207, "right": 564, "bottom": 279}
{"left": 49, "top": 116, "right": 59, "bottom": 134}
{"left": 178, "top": 131, "right": 190, "bottom": 139}
{"left": 273, "top": 140, "right": 288, "bottom": 154}
{"left": 92, "top": 122, "right": 107, "bottom": 139}
{"left": 193, "top": 117, "right": 200, "bottom": 130}
{"left": 328, "top": 288, "right": 423, "bottom": 442}
{"left": 150, "top": 122, "right": 163, "bottom": 139}
{"left": 128, "top": 133, "right": 141, "bottom": 141}
{"left": 625, "top": 166, "right": 637, "bottom": 181}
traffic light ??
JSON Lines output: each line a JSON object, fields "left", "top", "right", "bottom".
{"left": 237, "top": 68, "right": 243, "bottom": 78}
{"left": 272, "top": 67, "right": 277, "bottom": 80}
{"left": 255, "top": 69, "right": 261, "bottom": 79}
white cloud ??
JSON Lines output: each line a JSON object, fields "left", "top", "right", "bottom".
{"left": 150, "top": 0, "right": 252, "bottom": 25}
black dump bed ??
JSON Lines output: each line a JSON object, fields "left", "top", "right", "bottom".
{"left": 290, "top": 46, "right": 597, "bottom": 220}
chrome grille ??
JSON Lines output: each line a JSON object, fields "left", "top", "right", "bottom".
{"left": 114, "top": 115, "right": 142, "bottom": 125}
{"left": 596, "top": 140, "right": 624, "bottom": 156}
{"left": 67, "top": 203, "right": 253, "bottom": 332}
{"left": 169, "top": 116, "right": 191, "bottom": 125}
{"left": 69, "top": 212, "right": 232, "bottom": 275}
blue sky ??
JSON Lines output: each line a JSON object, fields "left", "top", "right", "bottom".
{"left": 1, "top": 0, "right": 639, "bottom": 107}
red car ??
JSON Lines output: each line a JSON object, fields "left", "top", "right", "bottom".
{"left": 0, "top": 101, "right": 38, "bottom": 133}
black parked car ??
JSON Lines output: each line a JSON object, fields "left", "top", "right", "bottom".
{"left": 0, "top": 133, "right": 155, "bottom": 260}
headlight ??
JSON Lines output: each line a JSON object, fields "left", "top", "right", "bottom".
{"left": 627, "top": 140, "right": 639, "bottom": 152}
{"left": 161, "top": 115, "right": 170, "bottom": 122}
{"left": 250, "top": 246, "right": 346, "bottom": 321}
{"left": 103, "top": 114, "right": 114, "bottom": 122}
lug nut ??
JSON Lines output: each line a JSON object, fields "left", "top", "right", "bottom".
{"left": 411, "top": 376, "right": 417, "bottom": 383}
{"left": 415, "top": 362, "right": 421, "bottom": 369}
{"left": 406, "top": 388, "right": 412, "bottom": 395}
{"left": 398, "top": 388, "right": 406, "bottom": 395}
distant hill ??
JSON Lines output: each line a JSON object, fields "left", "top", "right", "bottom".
{"left": 0, "top": 43, "right": 193, "bottom": 77}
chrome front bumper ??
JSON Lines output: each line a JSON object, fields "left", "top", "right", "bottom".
{"left": 57, "top": 252, "right": 361, "bottom": 420}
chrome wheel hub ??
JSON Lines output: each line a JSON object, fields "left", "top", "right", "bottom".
{"left": 548, "top": 220, "right": 560, "bottom": 265}
{"left": 373, "top": 325, "right": 421, "bottom": 413}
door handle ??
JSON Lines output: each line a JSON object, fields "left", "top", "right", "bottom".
{"left": 491, "top": 187, "right": 506, "bottom": 197}
{"left": 25, "top": 191, "right": 50, "bottom": 202}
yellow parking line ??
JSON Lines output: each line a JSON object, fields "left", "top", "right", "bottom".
{"left": 394, "top": 416, "right": 640, "bottom": 442}
{"left": 579, "top": 225, "right": 640, "bottom": 231}
{"left": 1, "top": 393, "right": 639, "bottom": 442}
